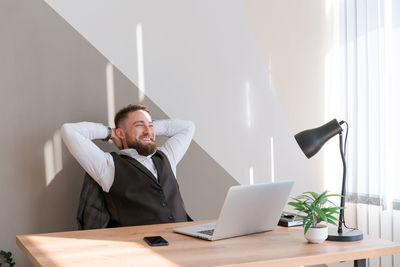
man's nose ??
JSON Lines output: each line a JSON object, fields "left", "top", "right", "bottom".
{"left": 143, "top": 125, "right": 150, "bottom": 134}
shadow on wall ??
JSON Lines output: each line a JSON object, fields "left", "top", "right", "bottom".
{"left": 0, "top": 0, "right": 237, "bottom": 265}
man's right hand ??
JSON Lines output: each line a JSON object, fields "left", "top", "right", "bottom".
{"left": 111, "top": 128, "right": 123, "bottom": 150}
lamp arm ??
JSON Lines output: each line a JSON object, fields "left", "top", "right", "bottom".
{"left": 338, "top": 133, "right": 346, "bottom": 234}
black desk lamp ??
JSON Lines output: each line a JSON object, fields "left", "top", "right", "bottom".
{"left": 295, "top": 119, "right": 363, "bottom": 241}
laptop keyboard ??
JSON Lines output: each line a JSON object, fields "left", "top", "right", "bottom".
{"left": 198, "top": 229, "right": 214, "bottom": 236}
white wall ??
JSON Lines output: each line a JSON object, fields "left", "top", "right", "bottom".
{"left": 44, "top": 0, "right": 313, "bottom": 194}
{"left": 242, "top": 2, "right": 349, "bottom": 266}
{"left": 0, "top": 0, "right": 330, "bottom": 265}
{"left": 243, "top": 0, "right": 331, "bottom": 191}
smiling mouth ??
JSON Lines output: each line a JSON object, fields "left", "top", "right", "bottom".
{"left": 140, "top": 137, "right": 154, "bottom": 142}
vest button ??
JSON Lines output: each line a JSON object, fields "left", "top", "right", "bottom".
{"left": 162, "top": 202, "right": 167, "bottom": 207}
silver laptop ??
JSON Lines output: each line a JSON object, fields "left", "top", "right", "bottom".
{"left": 173, "top": 180, "right": 294, "bottom": 241}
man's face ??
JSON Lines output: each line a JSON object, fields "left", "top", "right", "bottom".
{"left": 121, "top": 110, "right": 156, "bottom": 156}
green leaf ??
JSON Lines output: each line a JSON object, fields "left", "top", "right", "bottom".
{"left": 321, "top": 208, "right": 340, "bottom": 215}
{"left": 326, "top": 194, "right": 343, "bottom": 198}
{"left": 325, "top": 208, "right": 341, "bottom": 213}
{"left": 304, "top": 220, "right": 313, "bottom": 234}
{"left": 325, "top": 214, "right": 338, "bottom": 221}
{"left": 296, "top": 194, "right": 313, "bottom": 201}
{"left": 291, "top": 197, "right": 303, "bottom": 202}
{"left": 302, "top": 192, "right": 318, "bottom": 200}
{"left": 303, "top": 214, "right": 312, "bottom": 226}
{"left": 316, "top": 209, "right": 327, "bottom": 221}
{"left": 325, "top": 199, "right": 338, "bottom": 206}
{"left": 315, "top": 191, "right": 328, "bottom": 202}
{"left": 294, "top": 208, "right": 306, "bottom": 212}
{"left": 310, "top": 192, "right": 320, "bottom": 200}
{"left": 303, "top": 202, "right": 313, "bottom": 212}
{"left": 288, "top": 202, "right": 306, "bottom": 210}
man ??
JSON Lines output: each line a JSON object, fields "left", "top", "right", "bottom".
{"left": 61, "top": 104, "right": 195, "bottom": 227}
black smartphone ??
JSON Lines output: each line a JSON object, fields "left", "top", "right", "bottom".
{"left": 143, "top": 236, "right": 169, "bottom": 246}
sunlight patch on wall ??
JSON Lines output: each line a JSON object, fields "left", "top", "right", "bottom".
{"left": 249, "top": 166, "right": 254, "bottom": 185}
{"left": 245, "top": 81, "right": 252, "bottom": 128}
{"left": 323, "top": 0, "right": 343, "bottom": 194}
{"left": 44, "top": 130, "right": 63, "bottom": 186}
{"left": 106, "top": 62, "right": 116, "bottom": 128}
{"left": 136, "top": 23, "right": 145, "bottom": 102}
{"left": 270, "top": 136, "right": 275, "bottom": 182}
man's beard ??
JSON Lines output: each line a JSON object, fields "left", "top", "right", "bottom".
{"left": 127, "top": 136, "right": 156, "bottom": 156}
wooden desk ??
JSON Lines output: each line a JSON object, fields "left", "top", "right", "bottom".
{"left": 17, "top": 220, "right": 400, "bottom": 267}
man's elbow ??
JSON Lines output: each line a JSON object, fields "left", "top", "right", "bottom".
{"left": 60, "top": 123, "right": 73, "bottom": 142}
{"left": 187, "top": 121, "right": 195, "bottom": 135}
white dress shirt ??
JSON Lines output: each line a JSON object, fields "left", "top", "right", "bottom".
{"left": 61, "top": 119, "right": 195, "bottom": 192}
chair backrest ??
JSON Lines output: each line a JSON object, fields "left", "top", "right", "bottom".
{"left": 76, "top": 173, "right": 111, "bottom": 230}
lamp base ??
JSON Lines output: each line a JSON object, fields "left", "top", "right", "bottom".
{"left": 327, "top": 228, "right": 363, "bottom": 241}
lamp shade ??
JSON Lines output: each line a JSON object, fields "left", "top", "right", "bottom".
{"left": 295, "top": 119, "right": 342, "bottom": 158}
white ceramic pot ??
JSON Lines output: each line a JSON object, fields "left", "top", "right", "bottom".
{"left": 304, "top": 225, "right": 328, "bottom": 243}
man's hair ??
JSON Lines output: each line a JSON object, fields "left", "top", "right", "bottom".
{"left": 114, "top": 104, "right": 150, "bottom": 128}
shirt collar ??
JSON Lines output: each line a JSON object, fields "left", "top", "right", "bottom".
{"left": 118, "top": 148, "right": 156, "bottom": 159}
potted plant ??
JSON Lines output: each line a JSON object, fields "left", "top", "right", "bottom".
{"left": 0, "top": 250, "right": 15, "bottom": 267}
{"left": 288, "top": 191, "right": 342, "bottom": 243}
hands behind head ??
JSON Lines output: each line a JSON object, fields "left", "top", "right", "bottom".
{"left": 111, "top": 128, "right": 123, "bottom": 150}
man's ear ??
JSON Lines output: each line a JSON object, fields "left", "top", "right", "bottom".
{"left": 115, "top": 128, "right": 125, "bottom": 140}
